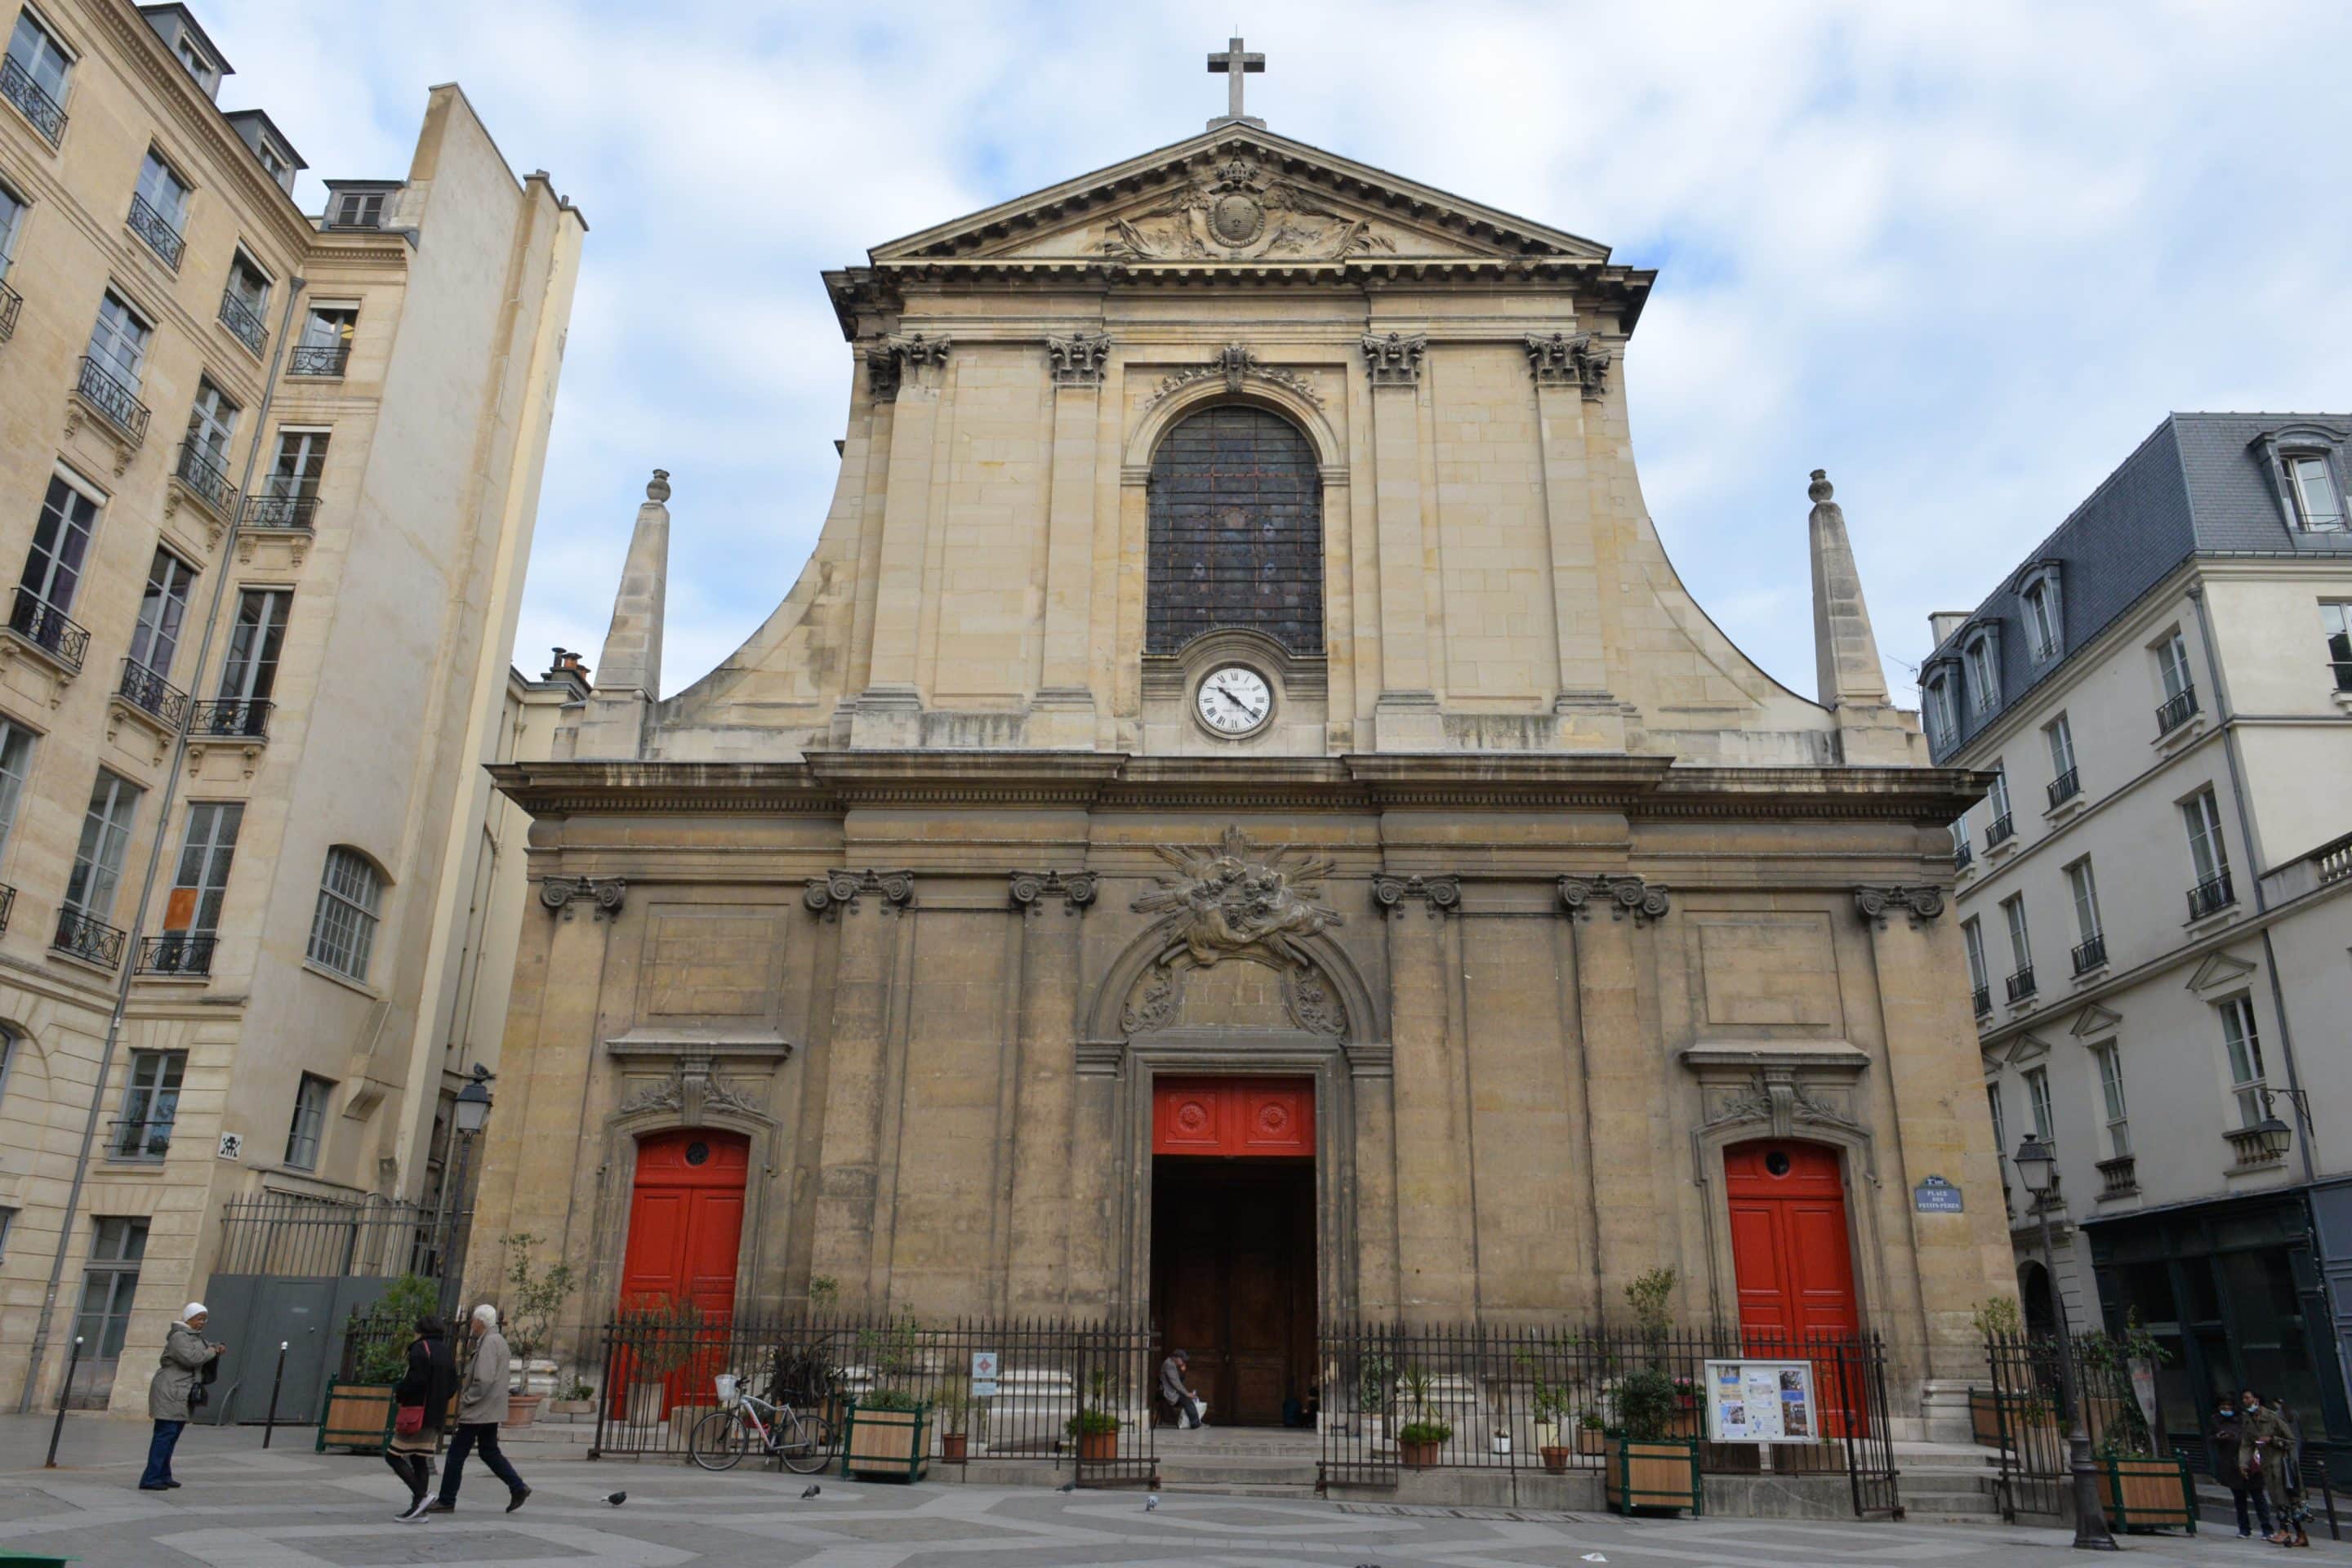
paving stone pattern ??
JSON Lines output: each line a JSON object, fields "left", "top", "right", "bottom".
{"left": 0, "top": 1417, "right": 2337, "bottom": 1567}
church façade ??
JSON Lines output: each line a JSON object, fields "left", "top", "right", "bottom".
{"left": 466, "top": 91, "right": 2013, "bottom": 1439}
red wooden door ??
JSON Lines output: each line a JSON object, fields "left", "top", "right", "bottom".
{"left": 1152, "top": 1076, "right": 1314, "bottom": 1157}
{"left": 615, "top": 1130, "right": 747, "bottom": 1419}
{"left": 1725, "top": 1140, "right": 1864, "bottom": 1435}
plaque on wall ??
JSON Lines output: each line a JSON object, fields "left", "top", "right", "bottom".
{"left": 1913, "top": 1175, "right": 1964, "bottom": 1213}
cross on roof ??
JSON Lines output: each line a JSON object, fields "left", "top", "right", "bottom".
{"left": 1206, "top": 35, "right": 1265, "bottom": 129}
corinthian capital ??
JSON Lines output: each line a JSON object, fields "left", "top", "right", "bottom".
{"left": 1525, "top": 331, "right": 1611, "bottom": 400}
{"left": 1361, "top": 331, "right": 1426, "bottom": 387}
{"left": 1046, "top": 332, "right": 1111, "bottom": 385}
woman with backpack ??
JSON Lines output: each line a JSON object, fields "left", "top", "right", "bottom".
{"left": 385, "top": 1315, "right": 458, "bottom": 1522}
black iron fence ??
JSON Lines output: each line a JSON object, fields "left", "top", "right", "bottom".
{"left": 214, "top": 1193, "right": 445, "bottom": 1278}
{"left": 1983, "top": 1330, "right": 2159, "bottom": 1519}
{"left": 1317, "top": 1321, "right": 1899, "bottom": 1517}
{"left": 584, "top": 1311, "right": 1158, "bottom": 1485}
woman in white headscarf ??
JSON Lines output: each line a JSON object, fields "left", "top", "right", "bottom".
{"left": 142, "top": 1303, "right": 223, "bottom": 1490}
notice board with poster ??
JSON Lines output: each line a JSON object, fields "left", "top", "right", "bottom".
{"left": 1703, "top": 1359, "right": 1820, "bottom": 1443}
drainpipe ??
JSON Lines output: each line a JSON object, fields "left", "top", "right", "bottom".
{"left": 2185, "top": 585, "right": 2314, "bottom": 1185}
{"left": 16, "top": 279, "right": 307, "bottom": 1414}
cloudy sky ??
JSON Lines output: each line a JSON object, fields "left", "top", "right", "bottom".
{"left": 212, "top": 0, "right": 2348, "bottom": 702}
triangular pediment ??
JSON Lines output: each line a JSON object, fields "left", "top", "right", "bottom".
{"left": 870, "top": 125, "right": 1612, "bottom": 269}
{"left": 2068, "top": 1003, "right": 2123, "bottom": 1041}
{"left": 2185, "top": 951, "right": 2257, "bottom": 993}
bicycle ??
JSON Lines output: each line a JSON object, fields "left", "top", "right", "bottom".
{"left": 688, "top": 1373, "right": 838, "bottom": 1473}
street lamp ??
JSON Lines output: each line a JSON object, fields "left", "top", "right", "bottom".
{"left": 435, "top": 1066, "right": 495, "bottom": 1321}
{"left": 2012, "top": 1134, "right": 2117, "bottom": 1551}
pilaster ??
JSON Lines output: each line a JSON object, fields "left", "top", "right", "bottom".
{"left": 1003, "top": 869, "right": 1094, "bottom": 1311}
{"left": 1562, "top": 873, "right": 1668, "bottom": 1304}
{"left": 1036, "top": 334, "right": 1107, "bottom": 746}
{"left": 1526, "top": 334, "right": 1626, "bottom": 748}
{"left": 804, "top": 869, "right": 915, "bottom": 1304}
{"left": 851, "top": 333, "right": 951, "bottom": 746}
{"left": 1362, "top": 332, "right": 1441, "bottom": 751}
{"left": 1383, "top": 860, "right": 1473, "bottom": 1315}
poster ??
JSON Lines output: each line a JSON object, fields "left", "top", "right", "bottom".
{"left": 1704, "top": 1359, "right": 1819, "bottom": 1443}
{"left": 970, "top": 1351, "right": 999, "bottom": 1399}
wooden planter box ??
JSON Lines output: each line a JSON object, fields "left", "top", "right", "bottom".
{"left": 1575, "top": 1425, "right": 1608, "bottom": 1456}
{"left": 315, "top": 1382, "right": 396, "bottom": 1452}
{"left": 1604, "top": 1435, "right": 1702, "bottom": 1517}
{"left": 2097, "top": 1455, "right": 2195, "bottom": 1534}
{"left": 1969, "top": 1388, "right": 2056, "bottom": 1447}
{"left": 842, "top": 1402, "right": 931, "bottom": 1482}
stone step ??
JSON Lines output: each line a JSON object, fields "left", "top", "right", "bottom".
{"left": 1161, "top": 1481, "right": 1320, "bottom": 1499}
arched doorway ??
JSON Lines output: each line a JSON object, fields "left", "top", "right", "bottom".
{"left": 1146, "top": 403, "right": 1324, "bottom": 657}
{"left": 2019, "top": 1258, "right": 2056, "bottom": 1337}
{"left": 1725, "top": 1140, "right": 1861, "bottom": 1339}
{"left": 615, "top": 1129, "right": 747, "bottom": 1418}
{"left": 1150, "top": 1075, "right": 1316, "bottom": 1427}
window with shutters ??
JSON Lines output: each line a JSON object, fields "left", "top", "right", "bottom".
{"left": 1146, "top": 405, "right": 1322, "bottom": 657}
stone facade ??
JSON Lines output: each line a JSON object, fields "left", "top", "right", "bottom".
{"left": 0, "top": 1, "right": 583, "bottom": 1411}
{"left": 471, "top": 121, "right": 2013, "bottom": 1432}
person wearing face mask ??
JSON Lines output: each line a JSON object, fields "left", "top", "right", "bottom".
{"left": 2238, "top": 1390, "right": 2306, "bottom": 1547}
{"left": 2212, "top": 1395, "right": 2270, "bottom": 1538}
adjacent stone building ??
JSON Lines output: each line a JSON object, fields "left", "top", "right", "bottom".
{"left": 0, "top": 0, "right": 583, "bottom": 1411}
{"left": 1938, "top": 412, "right": 2352, "bottom": 1454}
{"left": 471, "top": 104, "right": 2011, "bottom": 1435}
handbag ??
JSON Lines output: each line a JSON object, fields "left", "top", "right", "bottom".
{"left": 187, "top": 1379, "right": 208, "bottom": 1410}
{"left": 394, "top": 1402, "right": 425, "bottom": 1437}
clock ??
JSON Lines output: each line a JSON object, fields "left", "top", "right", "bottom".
{"left": 1195, "top": 666, "right": 1272, "bottom": 737}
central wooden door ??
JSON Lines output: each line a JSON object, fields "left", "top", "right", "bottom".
{"left": 1725, "top": 1138, "right": 1864, "bottom": 1435}
{"left": 615, "top": 1129, "right": 747, "bottom": 1418}
{"left": 1151, "top": 1076, "right": 1316, "bottom": 1427}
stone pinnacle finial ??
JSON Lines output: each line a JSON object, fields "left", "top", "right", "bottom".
{"left": 1808, "top": 465, "right": 1890, "bottom": 709}
{"left": 647, "top": 468, "right": 671, "bottom": 504}
{"left": 1808, "top": 468, "right": 1833, "bottom": 504}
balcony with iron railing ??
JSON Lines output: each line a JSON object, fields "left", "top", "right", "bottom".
{"left": 1971, "top": 983, "right": 1993, "bottom": 1019}
{"left": 1984, "top": 813, "right": 2016, "bottom": 851}
{"left": 1953, "top": 838, "right": 1974, "bottom": 873}
{"left": 125, "top": 192, "right": 185, "bottom": 271}
{"left": 0, "top": 280, "right": 19, "bottom": 342}
{"left": 171, "top": 440, "right": 237, "bottom": 519}
{"left": 0, "top": 56, "right": 65, "bottom": 146}
{"left": 106, "top": 1113, "right": 174, "bottom": 1162}
{"left": 2047, "top": 768, "right": 2081, "bottom": 809}
{"left": 217, "top": 287, "right": 267, "bottom": 355}
{"left": 71, "top": 355, "right": 150, "bottom": 446}
{"left": 2225, "top": 1124, "right": 2284, "bottom": 1170}
{"left": 136, "top": 933, "right": 216, "bottom": 978}
{"left": 189, "top": 697, "right": 272, "bottom": 741}
{"left": 2070, "top": 933, "right": 2108, "bottom": 975}
{"left": 2186, "top": 871, "right": 2237, "bottom": 923}
{"left": 242, "top": 490, "right": 318, "bottom": 534}
{"left": 2156, "top": 685, "right": 2199, "bottom": 737}
{"left": 2005, "top": 966, "right": 2038, "bottom": 1004}
{"left": 0, "top": 882, "right": 15, "bottom": 934}
{"left": 114, "top": 657, "right": 189, "bottom": 729}
{"left": 287, "top": 342, "right": 350, "bottom": 378}
{"left": 6, "top": 587, "right": 89, "bottom": 673}
{"left": 52, "top": 906, "right": 125, "bottom": 969}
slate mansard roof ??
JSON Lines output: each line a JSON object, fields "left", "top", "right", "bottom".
{"left": 1922, "top": 412, "right": 2352, "bottom": 763}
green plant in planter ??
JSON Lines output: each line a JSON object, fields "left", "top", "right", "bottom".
{"left": 1610, "top": 1368, "right": 1681, "bottom": 1442}
{"left": 1066, "top": 1368, "right": 1120, "bottom": 1438}
{"left": 933, "top": 1383, "right": 972, "bottom": 1437}
{"left": 854, "top": 1312, "right": 924, "bottom": 1408}
{"left": 501, "top": 1232, "right": 577, "bottom": 1389}
{"left": 1970, "top": 1295, "right": 2023, "bottom": 1339}
{"left": 1396, "top": 1418, "right": 1454, "bottom": 1446}
{"left": 1357, "top": 1352, "right": 1393, "bottom": 1419}
{"left": 353, "top": 1275, "right": 441, "bottom": 1383}
{"left": 559, "top": 1375, "right": 594, "bottom": 1402}
{"left": 1579, "top": 1411, "right": 1606, "bottom": 1432}
{"left": 1392, "top": 1364, "right": 1453, "bottom": 1446}
{"left": 2080, "top": 1309, "right": 2171, "bottom": 1459}
{"left": 1624, "top": 1268, "right": 1676, "bottom": 1360}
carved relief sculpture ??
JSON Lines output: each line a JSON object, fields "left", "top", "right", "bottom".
{"left": 1557, "top": 873, "right": 1670, "bottom": 925}
{"left": 1099, "top": 157, "right": 1399, "bottom": 263}
{"left": 1134, "top": 826, "right": 1342, "bottom": 969}
{"left": 1524, "top": 331, "right": 1613, "bottom": 400}
{"left": 864, "top": 332, "right": 952, "bottom": 401}
{"left": 1046, "top": 332, "right": 1111, "bottom": 385}
{"left": 1361, "top": 331, "right": 1426, "bottom": 387}
{"left": 1704, "top": 1069, "right": 1862, "bottom": 1141}
{"left": 1143, "top": 342, "right": 1325, "bottom": 410}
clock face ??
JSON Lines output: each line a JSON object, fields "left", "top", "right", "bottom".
{"left": 1196, "top": 666, "right": 1272, "bottom": 736}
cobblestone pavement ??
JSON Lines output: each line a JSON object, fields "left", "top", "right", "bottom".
{"left": 3, "top": 1416, "right": 2345, "bottom": 1566}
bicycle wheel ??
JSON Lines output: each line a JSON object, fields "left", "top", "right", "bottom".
{"left": 777, "top": 1409, "right": 836, "bottom": 1474}
{"left": 688, "top": 1406, "right": 752, "bottom": 1472}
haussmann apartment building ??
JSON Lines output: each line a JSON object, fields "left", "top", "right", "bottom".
{"left": 1933, "top": 412, "right": 2352, "bottom": 1463}
{"left": 0, "top": 0, "right": 584, "bottom": 1414}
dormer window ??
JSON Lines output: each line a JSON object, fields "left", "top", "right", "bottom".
{"left": 1924, "top": 669, "right": 1959, "bottom": 748}
{"left": 1963, "top": 627, "right": 2001, "bottom": 715}
{"left": 2286, "top": 453, "right": 2345, "bottom": 532}
{"left": 2017, "top": 564, "right": 2064, "bottom": 665}
{"left": 327, "top": 188, "right": 390, "bottom": 230}
{"left": 138, "top": 5, "right": 230, "bottom": 101}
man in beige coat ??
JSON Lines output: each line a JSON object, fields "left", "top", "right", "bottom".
{"left": 423, "top": 1304, "right": 528, "bottom": 1514}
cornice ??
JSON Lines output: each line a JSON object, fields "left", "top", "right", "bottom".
{"left": 91, "top": 0, "right": 315, "bottom": 256}
{"left": 493, "top": 752, "right": 1986, "bottom": 822}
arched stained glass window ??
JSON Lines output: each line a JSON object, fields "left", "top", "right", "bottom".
{"left": 1146, "top": 406, "right": 1322, "bottom": 656}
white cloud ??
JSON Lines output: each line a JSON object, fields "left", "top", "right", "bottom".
{"left": 200, "top": 0, "right": 2352, "bottom": 702}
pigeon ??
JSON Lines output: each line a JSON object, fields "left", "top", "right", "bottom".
{"left": 604, "top": 1491, "right": 628, "bottom": 1507}
{"left": 1581, "top": 1557, "right": 1609, "bottom": 1564}
{"left": 1144, "top": 1494, "right": 1159, "bottom": 1512}
{"left": 1055, "top": 1480, "right": 1078, "bottom": 1494}
{"left": 800, "top": 1485, "right": 821, "bottom": 1499}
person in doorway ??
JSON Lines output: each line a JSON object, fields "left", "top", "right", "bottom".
{"left": 1160, "top": 1349, "right": 1205, "bottom": 1429}
{"left": 2212, "top": 1396, "right": 2272, "bottom": 1538}
{"left": 385, "top": 1315, "right": 459, "bottom": 1522}
{"left": 141, "top": 1303, "right": 223, "bottom": 1490}
{"left": 424, "top": 1304, "right": 529, "bottom": 1516}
